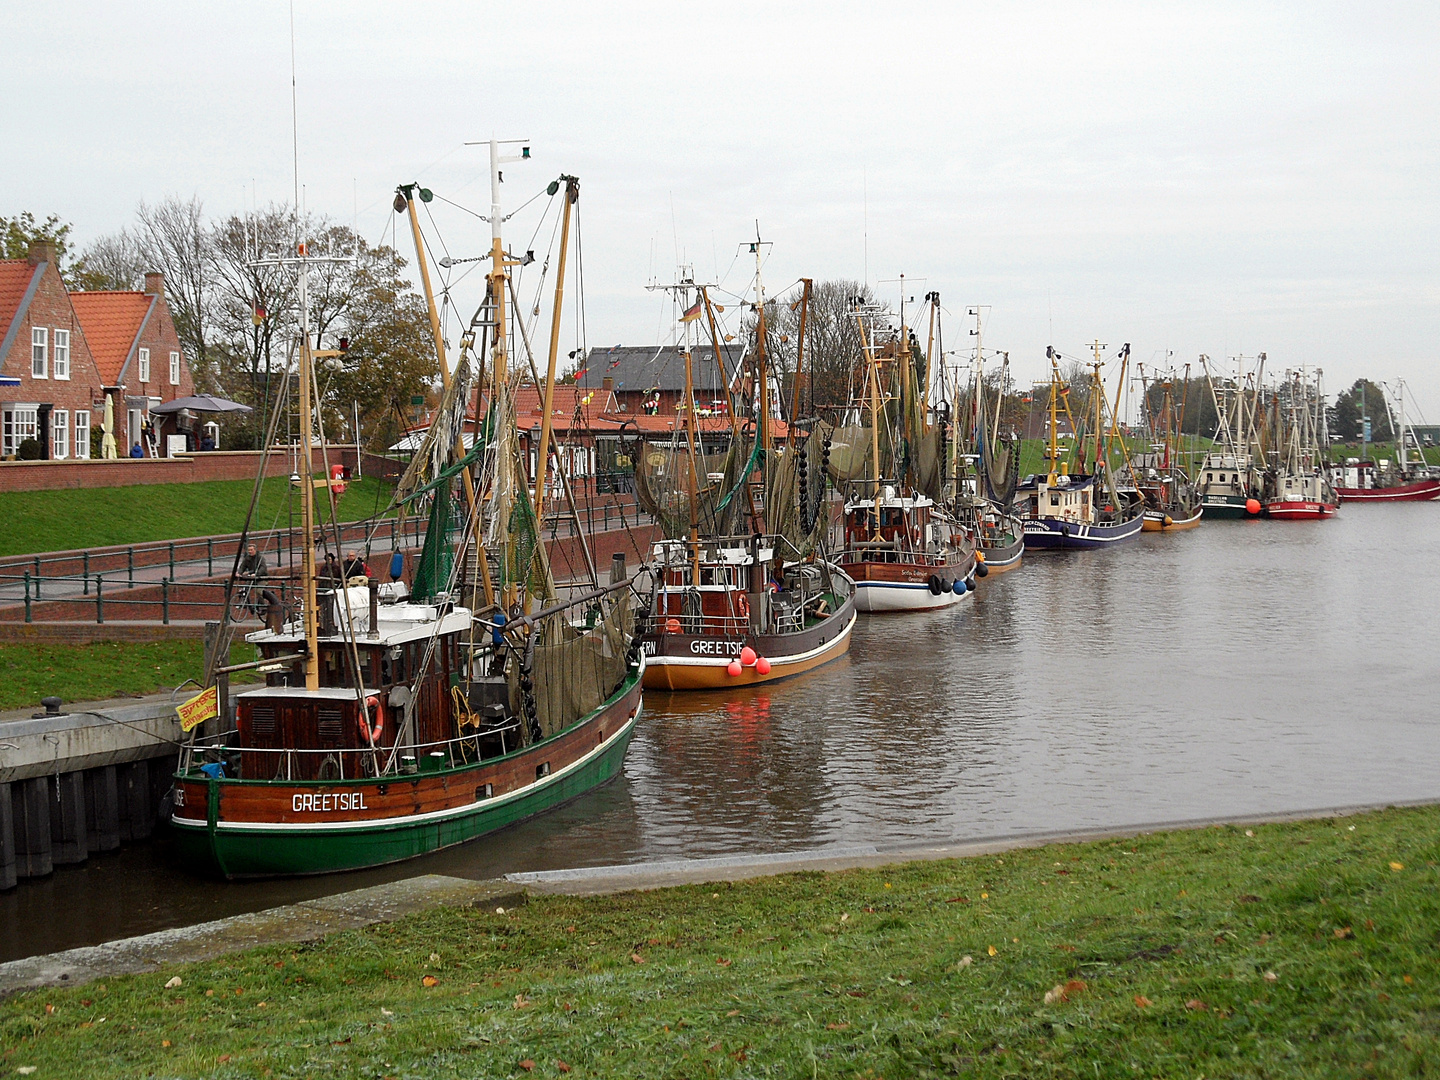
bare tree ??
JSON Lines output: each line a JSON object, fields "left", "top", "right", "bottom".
{"left": 136, "top": 196, "right": 212, "bottom": 378}
{"left": 75, "top": 229, "right": 146, "bottom": 291}
{"left": 766, "top": 279, "right": 883, "bottom": 420}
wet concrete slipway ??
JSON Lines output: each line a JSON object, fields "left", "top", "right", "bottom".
{"left": 2, "top": 503, "right": 1437, "bottom": 965}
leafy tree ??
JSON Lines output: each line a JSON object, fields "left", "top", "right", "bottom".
{"left": 1332, "top": 379, "right": 1393, "bottom": 444}
{"left": 1, "top": 212, "right": 85, "bottom": 286}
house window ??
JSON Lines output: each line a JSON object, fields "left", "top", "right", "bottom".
{"left": 53, "top": 329, "right": 70, "bottom": 380}
{"left": 3, "top": 405, "right": 39, "bottom": 457}
{"left": 138, "top": 348, "right": 150, "bottom": 382}
{"left": 52, "top": 409, "right": 68, "bottom": 459}
{"left": 75, "top": 410, "right": 90, "bottom": 459}
{"left": 31, "top": 328, "right": 47, "bottom": 378}
{"left": 169, "top": 350, "right": 180, "bottom": 385}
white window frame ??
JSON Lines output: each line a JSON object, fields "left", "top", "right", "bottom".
{"left": 75, "top": 409, "right": 90, "bottom": 460}
{"left": 53, "top": 329, "right": 70, "bottom": 380}
{"left": 31, "top": 328, "right": 47, "bottom": 378}
{"left": 169, "top": 350, "right": 180, "bottom": 385}
{"left": 137, "top": 347, "right": 150, "bottom": 383}
{"left": 52, "top": 409, "right": 68, "bottom": 459}
{"left": 3, "top": 404, "right": 39, "bottom": 457}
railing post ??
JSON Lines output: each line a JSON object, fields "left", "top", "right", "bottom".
{"left": 83, "top": 552, "right": 90, "bottom": 595}
{"left": 95, "top": 575, "right": 103, "bottom": 625}
{"left": 32, "top": 558, "right": 40, "bottom": 599}
{"left": 168, "top": 542, "right": 175, "bottom": 579}
{"left": 23, "top": 571, "right": 32, "bottom": 623}
{"left": 207, "top": 538, "right": 213, "bottom": 576}
{"left": 127, "top": 547, "right": 134, "bottom": 590}
{"left": 162, "top": 578, "right": 170, "bottom": 625}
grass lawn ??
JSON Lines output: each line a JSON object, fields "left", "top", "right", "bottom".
{"left": 0, "top": 640, "right": 258, "bottom": 711}
{"left": 3, "top": 805, "right": 1437, "bottom": 1077}
{"left": 0, "top": 475, "right": 395, "bottom": 558}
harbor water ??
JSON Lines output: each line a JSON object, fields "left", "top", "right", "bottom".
{"left": 3, "top": 504, "right": 1437, "bottom": 962}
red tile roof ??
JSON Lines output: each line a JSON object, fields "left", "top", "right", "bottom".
{"left": 0, "top": 261, "right": 41, "bottom": 363}
{"left": 69, "top": 291, "right": 154, "bottom": 385}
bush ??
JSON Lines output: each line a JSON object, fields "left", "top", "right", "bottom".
{"left": 17, "top": 438, "right": 41, "bottom": 461}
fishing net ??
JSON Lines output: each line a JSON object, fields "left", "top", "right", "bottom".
{"left": 529, "top": 591, "right": 635, "bottom": 738}
{"left": 632, "top": 437, "right": 751, "bottom": 539}
{"left": 766, "top": 423, "right": 832, "bottom": 559}
{"left": 409, "top": 480, "right": 452, "bottom": 602}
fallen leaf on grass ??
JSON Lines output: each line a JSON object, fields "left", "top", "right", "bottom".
{"left": 16, "top": 1069, "right": 37, "bottom": 1076}
{"left": 987, "top": 946, "right": 997, "bottom": 956}
{"left": 514, "top": 995, "right": 532, "bottom": 1009}
{"left": 1055, "top": 944, "right": 1076, "bottom": 953}
{"left": 1186, "top": 999, "right": 1207, "bottom": 1011}
{"left": 218, "top": 1056, "right": 232, "bottom": 1063}
{"left": 43, "top": 1004, "right": 54, "bottom": 1015}
{"left": 630, "top": 953, "right": 645, "bottom": 964}
{"left": 716, "top": 958, "right": 732, "bottom": 967}
{"left": 956, "top": 956, "right": 973, "bottom": 969}
{"left": 726, "top": 1009, "right": 740, "bottom": 1016}
{"left": 1390, "top": 862, "right": 1404, "bottom": 871}
{"left": 839, "top": 912, "right": 849, "bottom": 922}
{"left": 826, "top": 1021, "right": 850, "bottom": 1030}
{"left": 1134, "top": 996, "right": 1152, "bottom": 1008}
{"left": 1263, "top": 971, "right": 1277, "bottom": 983}
{"left": 1043, "top": 980, "right": 1087, "bottom": 1005}
{"left": 162, "top": 1040, "right": 171, "bottom": 1047}
{"left": 1334, "top": 927, "right": 1355, "bottom": 940}
{"left": 730, "top": 1049, "right": 748, "bottom": 1062}
{"left": 945, "top": 896, "right": 968, "bottom": 904}
{"left": 421, "top": 975, "right": 440, "bottom": 988}
{"left": 518, "top": 1060, "right": 535, "bottom": 1072}
{"left": 381, "top": 1008, "right": 394, "bottom": 1017}
{"left": 557, "top": 1062, "right": 571, "bottom": 1074}
{"left": 164, "top": 976, "right": 182, "bottom": 989}
{"left": 1378, "top": 992, "right": 1391, "bottom": 1002}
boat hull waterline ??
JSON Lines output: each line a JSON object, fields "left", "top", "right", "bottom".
{"left": 1021, "top": 514, "right": 1145, "bottom": 549}
{"left": 1141, "top": 508, "right": 1204, "bottom": 532}
{"left": 1265, "top": 500, "right": 1338, "bottom": 520}
{"left": 1332, "top": 480, "right": 1440, "bottom": 502}
{"left": 170, "top": 663, "right": 645, "bottom": 879}
{"left": 642, "top": 604, "right": 857, "bottom": 691}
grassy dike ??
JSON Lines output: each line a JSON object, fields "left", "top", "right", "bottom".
{"left": 0, "top": 641, "right": 258, "bottom": 711}
{"left": 3, "top": 806, "right": 1438, "bottom": 1078}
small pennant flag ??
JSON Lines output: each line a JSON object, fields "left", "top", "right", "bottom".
{"left": 680, "top": 299, "right": 703, "bottom": 323}
{"left": 572, "top": 366, "right": 588, "bottom": 380}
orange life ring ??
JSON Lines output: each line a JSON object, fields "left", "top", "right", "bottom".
{"left": 735, "top": 593, "right": 750, "bottom": 618}
{"left": 360, "top": 695, "right": 385, "bottom": 744}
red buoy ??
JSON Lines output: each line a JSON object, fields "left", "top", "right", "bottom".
{"left": 755, "top": 657, "right": 772, "bottom": 675}
{"left": 1245, "top": 498, "right": 1261, "bottom": 515}
{"left": 665, "top": 618, "right": 682, "bottom": 633}
{"left": 727, "top": 659, "right": 743, "bottom": 677}
{"left": 740, "top": 646, "right": 757, "bottom": 666}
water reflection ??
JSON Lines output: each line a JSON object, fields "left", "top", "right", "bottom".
{"left": 3, "top": 506, "right": 1438, "bottom": 961}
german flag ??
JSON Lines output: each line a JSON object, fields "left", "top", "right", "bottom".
{"left": 680, "top": 299, "right": 703, "bottom": 323}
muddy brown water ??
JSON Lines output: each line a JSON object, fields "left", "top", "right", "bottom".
{"left": 3, "top": 504, "right": 1437, "bottom": 963}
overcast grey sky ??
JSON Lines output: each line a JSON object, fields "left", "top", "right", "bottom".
{"left": 7, "top": 2, "right": 1438, "bottom": 413}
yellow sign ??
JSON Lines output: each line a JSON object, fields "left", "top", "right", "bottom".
{"left": 177, "top": 685, "right": 220, "bottom": 732}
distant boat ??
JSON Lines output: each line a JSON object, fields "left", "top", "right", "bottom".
{"left": 1017, "top": 344, "right": 1144, "bottom": 549}
{"left": 1329, "top": 379, "right": 1440, "bottom": 502}
{"left": 1196, "top": 354, "right": 1268, "bottom": 519}
{"left": 1265, "top": 368, "right": 1337, "bottom": 520}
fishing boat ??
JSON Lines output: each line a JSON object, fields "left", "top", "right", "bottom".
{"left": 634, "top": 248, "right": 856, "bottom": 688}
{"left": 947, "top": 304, "right": 1025, "bottom": 571}
{"left": 1265, "top": 368, "right": 1337, "bottom": 520}
{"left": 1195, "top": 354, "right": 1268, "bottom": 518}
{"left": 169, "top": 151, "right": 644, "bottom": 878}
{"left": 1329, "top": 379, "right": 1440, "bottom": 502}
{"left": 831, "top": 293, "right": 976, "bottom": 612}
{"left": 1134, "top": 365, "right": 1202, "bottom": 531}
{"left": 1017, "top": 344, "right": 1144, "bottom": 549}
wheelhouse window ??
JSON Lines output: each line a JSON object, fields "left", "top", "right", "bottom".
{"left": 137, "top": 347, "right": 150, "bottom": 383}
{"left": 53, "top": 330, "right": 69, "bottom": 379}
{"left": 51, "top": 409, "right": 68, "bottom": 459}
{"left": 31, "top": 328, "right": 47, "bottom": 378}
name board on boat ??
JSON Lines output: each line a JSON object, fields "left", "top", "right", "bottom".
{"left": 689, "top": 639, "right": 742, "bottom": 656}
{"left": 292, "top": 792, "right": 369, "bottom": 812}
{"left": 176, "top": 685, "right": 219, "bottom": 732}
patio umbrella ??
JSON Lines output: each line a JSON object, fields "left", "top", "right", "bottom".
{"left": 101, "top": 394, "right": 118, "bottom": 459}
{"left": 150, "top": 394, "right": 253, "bottom": 415}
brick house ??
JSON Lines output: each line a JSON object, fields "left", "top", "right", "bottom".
{"left": 0, "top": 240, "right": 195, "bottom": 459}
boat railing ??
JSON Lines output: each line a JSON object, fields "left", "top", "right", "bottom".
{"left": 644, "top": 612, "right": 749, "bottom": 637}
{"left": 181, "top": 719, "right": 530, "bottom": 783}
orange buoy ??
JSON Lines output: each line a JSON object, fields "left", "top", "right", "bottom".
{"left": 1245, "top": 498, "right": 1261, "bottom": 515}
{"left": 755, "top": 657, "right": 772, "bottom": 675}
{"left": 975, "top": 551, "right": 986, "bottom": 563}
{"left": 665, "top": 617, "right": 682, "bottom": 633}
{"left": 740, "top": 646, "right": 757, "bottom": 666}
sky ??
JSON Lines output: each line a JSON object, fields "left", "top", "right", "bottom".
{"left": 6, "top": 1, "right": 1439, "bottom": 417}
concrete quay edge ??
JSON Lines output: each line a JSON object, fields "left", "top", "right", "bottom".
{"left": 0, "top": 875, "right": 525, "bottom": 998}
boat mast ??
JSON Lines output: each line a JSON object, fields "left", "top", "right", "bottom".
{"left": 296, "top": 249, "right": 320, "bottom": 691}
{"left": 683, "top": 313, "right": 703, "bottom": 586}
{"left": 532, "top": 175, "right": 578, "bottom": 527}
{"left": 1046, "top": 348, "right": 1061, "bottom": 486}
{"left": 787, "top": 278, "right": 812, "bottom": 447}
{"left": 749, "top": 231, "right": 771, "bottom": 528}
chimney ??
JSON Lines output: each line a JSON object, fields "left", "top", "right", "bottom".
{"left": 144, "top": 271, "right": 165, "bottom": 296}
{"left": 602, "top": 376, "right": 614, "bottom": 392}
{"left": 27, "top": 240, "right": 56, "bottom": 266}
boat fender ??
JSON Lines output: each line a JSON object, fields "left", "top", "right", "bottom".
{"left": 953, "top": 578, "right": 967, "bottom": 594}
{"left": 1060, "top": 524, "right": 1070, "bottom": 537}
{"left": 1245, "top": 498, "right": 1262, "bottom": 515}
{"left": 975, "top": 562, "right": 990, "bottom": 578}
{"left": 927, "top": 574, "right": 943, "bottom": 595}
{"left": 755, "top": 657, "right": 772, "bottom": 675}
{"left": 740, "top": 645, "right": 757, "bottom": 666}
{"left": 360, "top": 695, "right": 385, "bottom": 744}
{"left": 389, "top": 550, "right": 405, "bottom": 581}
{"left": 940, "top": 578, "right": 952, "bottom": 594}
{"left": 727, "top": 659, "right": 743, "bottom": 677}
{"left": 966, "top": 575, "right": 977, "bottom": 590}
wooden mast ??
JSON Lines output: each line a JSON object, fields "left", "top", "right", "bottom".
{"left": 296, "top": 245, "right": 320, "bottom": 691}
{"left": 683, "top": 332, "right": 702, "bottom": 587}
{"left": 531, "top": 175, "right": 578, "bottom": 527}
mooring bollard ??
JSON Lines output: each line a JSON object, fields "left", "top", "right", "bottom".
{"left": 95, "top": 575, "right": 103, "bottom": 624}
{"left": 162, "top": 578, "right": 170, "bottom": 625}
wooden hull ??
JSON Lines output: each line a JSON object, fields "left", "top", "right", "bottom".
{"left": 1021, "top": 512, "right": 1144, "bottom": 549}
{"left": 642, "top": 602, "right": 856, "bottom": 691}
{"left": 1333, "top": 480, "right": 1440, "bottom": 502}
{"left": 169, "top": 663, "right": 645, "bottom": 879}
{"left": 1265, "top": 499, "right": 1337, "bottom": 520}
{"left": 1141, "top": 508, "right": 1203, "bottom": 531}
